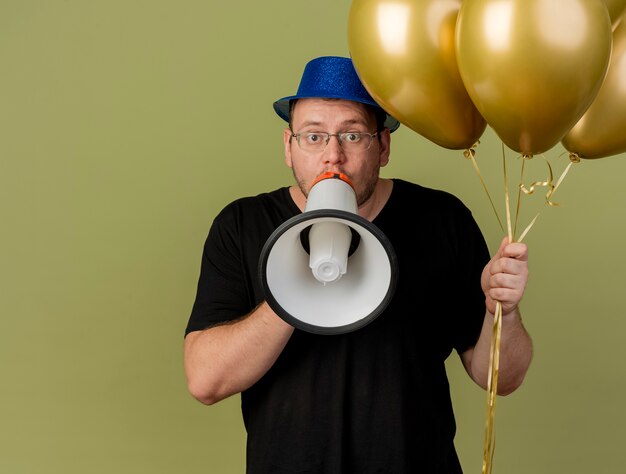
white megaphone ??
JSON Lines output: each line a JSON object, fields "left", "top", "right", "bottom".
{"left": 259, "top": 172, "right": 398, "bottom": 334}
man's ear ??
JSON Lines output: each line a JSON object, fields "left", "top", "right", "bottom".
{"left": 378, "top": 129, "right": 391, "bottom": 167}
{"left": 283, "top": 128, "right": 293, "bottom": 168}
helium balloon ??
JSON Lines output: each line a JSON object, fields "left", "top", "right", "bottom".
{"left": 603, "top": 0, "right": 626, "bottom": 27}
{"left": 562, "top": 12, "right": 626, "bottom": 159}
{"left": 348, "top": 0, "right": 486, "bottom": 150}
{"left": 456, "top": 0, "right": 612, "bottom": 155}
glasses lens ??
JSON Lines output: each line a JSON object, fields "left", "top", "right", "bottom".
{"left": 299, "top": 132, "right": 328, "bottom": 151}
{"left": 295, "top": 132, "right": 375, "bottom": 152}
{"left": 340, "top": 132, "right": 370, "bottom": 151}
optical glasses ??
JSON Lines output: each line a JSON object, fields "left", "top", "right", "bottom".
{"left": 291, "top": 131, "right": 378, "bottom": 152}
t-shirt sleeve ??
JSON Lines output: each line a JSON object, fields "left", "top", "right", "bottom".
{"left": 450, "top": 205, "right": 491, "bottom": 355}
{"left": 185, "top": 204, "right": 252, "bottom": 335}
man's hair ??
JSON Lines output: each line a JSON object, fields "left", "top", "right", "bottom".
{"left": 288, "top": 99, "right": 388, "bottom": 134}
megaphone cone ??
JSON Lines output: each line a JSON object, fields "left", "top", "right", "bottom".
{"left": 259, "top": 173, "right": 398, "bottom": 334}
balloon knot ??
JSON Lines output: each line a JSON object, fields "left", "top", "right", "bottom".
{"left": 568, "top": 152, "right": 581, "bottom": 163}
{"left": 463, "top": 140, "right": 480, "bottom": 159}
{"left": 463, "top": 148, "right": 476, "bottom": 159}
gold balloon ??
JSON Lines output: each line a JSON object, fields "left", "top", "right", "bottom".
{"left": 456, "top": 0, "right": 613, "bottom": 155}
{"left": 348, "top": 0, "right": 486, "bottom": 150}
{"left": 603, "top": 0, "right": 626, "bottom": 26}
{"left": 562, "top": 12, "right": 626, "bottom": 158}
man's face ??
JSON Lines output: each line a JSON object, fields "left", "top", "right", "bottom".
{"left": 283, "top": 98, "right": 390, "bottom": 207}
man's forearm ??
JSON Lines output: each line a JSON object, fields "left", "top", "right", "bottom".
{"left": 184, "top": 301, "right": 294, "bottom": 405}
{"left": 463, "top": 307, "right": 533, "bottom": 395}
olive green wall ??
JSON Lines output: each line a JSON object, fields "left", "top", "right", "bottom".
{"left": 2, "top": 1, "right": 625, "bottom": 473}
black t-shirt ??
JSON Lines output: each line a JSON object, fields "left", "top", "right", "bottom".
{"left": 187, "top": 179, "right": 490, "bottom": 473}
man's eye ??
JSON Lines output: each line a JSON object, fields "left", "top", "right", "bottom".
{"left": 305, "top": 133, "right": 323, "bottom": 144}
{"left": 343, "top": 133, "right": 361, "bottom": 143}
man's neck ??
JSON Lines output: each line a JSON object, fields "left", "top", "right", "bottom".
{"left": 358, "top": 178, "right": 393, "bottom": 222}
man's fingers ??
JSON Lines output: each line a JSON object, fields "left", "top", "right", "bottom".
{"left": 501, "top": 242, "right": 528, "bottom": 261}
{"left": 489, "top": 272, "right": 522, "bottom": 290}
{"left": 490, "top": 256, "right": 528, "bottom": 277}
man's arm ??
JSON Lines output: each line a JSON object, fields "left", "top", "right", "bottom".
{"left": 184, "top": 302, "right": 294, "bottom": 405}
{"left": 461, "top": 238, "right": 533, "bottom": 395}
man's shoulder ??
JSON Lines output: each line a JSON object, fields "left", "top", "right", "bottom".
{"left": 218, "top": 187, "right": 288, "bottom": 213}
{"left": 214, "top": 186, "right": 298, "bottom": 228}
{"left": 391, "top": 179, "right": 469, "bottom": 212}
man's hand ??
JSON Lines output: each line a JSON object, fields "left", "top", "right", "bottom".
{"left": 481, "top": 237, "right": 529, "bottom": 315}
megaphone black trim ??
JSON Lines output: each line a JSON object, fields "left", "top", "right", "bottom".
{"left": 259, "top": 209, "right": 398, "bottom": 335}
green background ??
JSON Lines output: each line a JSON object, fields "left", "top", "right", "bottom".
{"left": 2, "top": 1, "right": 625, "bottom": 473}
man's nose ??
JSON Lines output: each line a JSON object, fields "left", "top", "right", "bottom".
{"left": 323, "top": 135, "right": 345, "bottom": 164}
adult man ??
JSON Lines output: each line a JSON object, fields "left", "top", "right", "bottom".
{"left": 184, "top": 56, "right": 532, "bottom": 473}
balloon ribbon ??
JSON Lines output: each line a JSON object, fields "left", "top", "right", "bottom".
{"left": 465, "top": 145, "right": 577, "bottom": 473}
{"left": 481, "top": 144, "right": 512, "bottom": 474}
{"left": 464, "top": 144, "right": 505, "bottom": 234}
{"left": 482, "top": 300, "right": 502, "bottom": 474}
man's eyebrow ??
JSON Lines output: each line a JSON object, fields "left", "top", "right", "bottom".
{"left": 297, "top": 119, "right": 368, "bottom": 129}
{"left": 297, "top": 120, "right": 323, "bottom": 129}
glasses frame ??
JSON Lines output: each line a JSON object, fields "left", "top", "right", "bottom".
{"left": 290, "top": 131, "right": 379, "bottom": 153}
